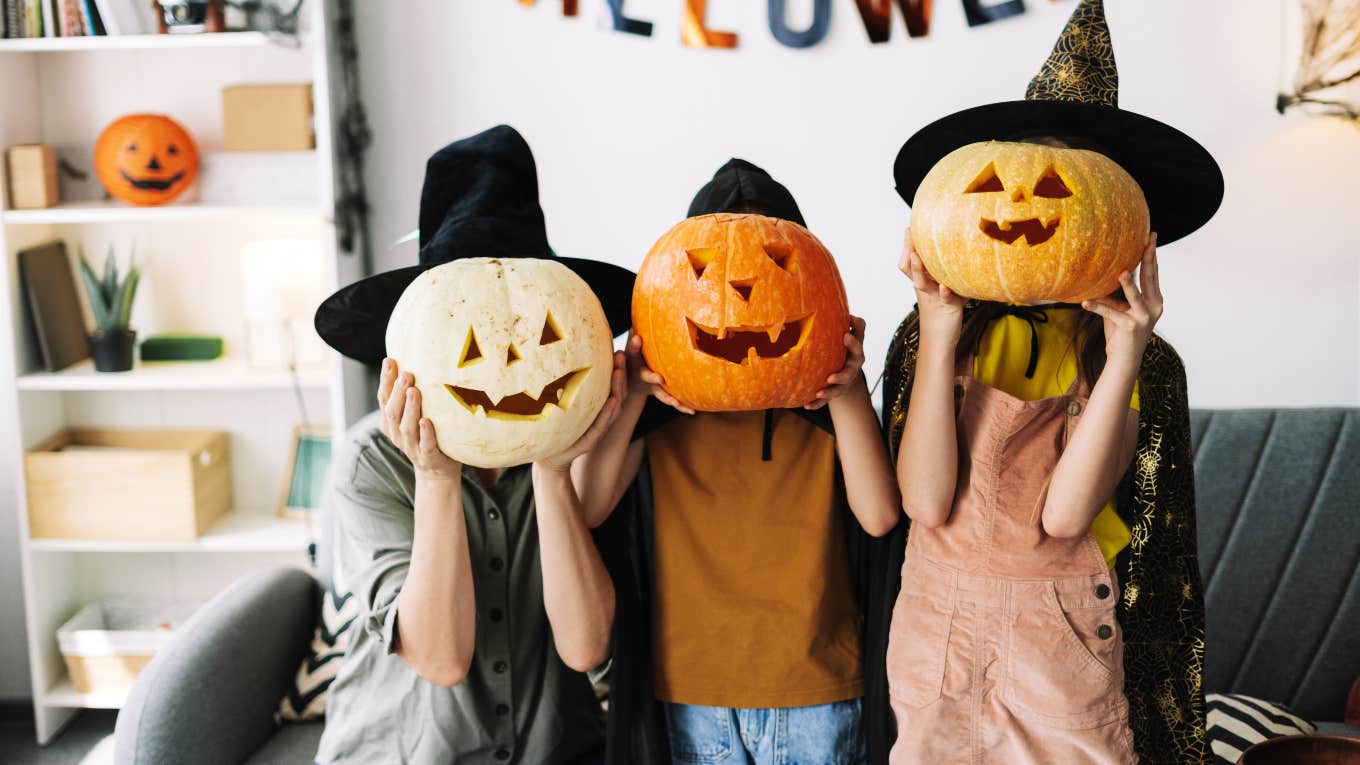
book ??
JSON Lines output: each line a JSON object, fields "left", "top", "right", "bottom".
{"left": 24, "top": 0, "right": 39, "bottom": 36}
{"left": 58, "top": 0, "right": 80, "bottom": 36}
{"left": 1, "top": 1, "right": 8, "bottom": 38}
{"left": 40, "top": 0, "right": 54, "bottom": 36}
{"left": 78, "top": 0, "right": 100, "bottom": 35}
{"left": 18, "top": 241, "right": 91, "bottom": 373}
{"left": 91, "top": 0, "right": 136, "bottom": 34}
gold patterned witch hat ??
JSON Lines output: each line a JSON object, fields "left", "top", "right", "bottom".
{"left": 894, "top": 0, "right": 1222, "bottom": 246}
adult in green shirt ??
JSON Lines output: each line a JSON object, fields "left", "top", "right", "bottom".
{"left": 312, "top": 125, "right": 636, "bottom": 765}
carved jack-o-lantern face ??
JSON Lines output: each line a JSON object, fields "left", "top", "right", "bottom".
{"left": 632, "top": 213, "right": 849, "bottom": 411}
{"left": 385, "top": 258, "right": 613, "bottom": 468}
{"left": 910, "top": 141, "right": 1149, "bottom": 303}
{"left": 93, "top": 114, "right": 200, "bottom": 207}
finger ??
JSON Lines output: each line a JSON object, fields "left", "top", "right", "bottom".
{"left": 1141, "top": 238, "right": 1163, "bottom": 314}
{"left": 626, "top": 332, "right": 643, "bottom": 357}
{"left": 850, "top": 315, "right": 866, "bottom": 339}
{"left": 804, "top": 398, "right": 829, "bottom": 410}
{"left": 639, "top": 367, "right": 665, "bottom": 386}
{"left": 827, "top": 371, "right": 856, "bottom": 386}
{"left": 611, "top": 352, "right": 627, "bottom": 398}
{"left": 417, "top": 418, "right": 440, "bottom": 460}
{"left": 385, "top": 372, "right": 412, "bottom": 428}
{"left": 400, "top": 386, "right": 421, "bottom": 450}
{"left": 1119, "top": 271, "right": 1148, "bottom": 318}
{"left": 654, "top": 388, "right": 694, "bottom": 415}
{"left": 1081, "top": 299, "right": 1121, "bottom": 322}
{"left": 908, "top": 252, "right": 933, "bottom": 292}
{"left": 377, "top": 358, "right": 396, "bottom": 407}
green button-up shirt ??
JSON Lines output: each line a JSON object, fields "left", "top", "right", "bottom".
{"left": 315, "top": 413, "right": 605, "bottom": 764}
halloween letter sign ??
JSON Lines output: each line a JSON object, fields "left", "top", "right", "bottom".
{"left": 768, "top": 0, "right": 832, "bottom": 48}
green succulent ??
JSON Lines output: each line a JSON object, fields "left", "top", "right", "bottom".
{"left": 78, "top": 244, "right": 141, "bottom": 334}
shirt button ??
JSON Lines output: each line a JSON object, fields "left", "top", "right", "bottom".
{"left": 1094, "top": 583, "right": 1111, "bottom": 599}
{"left": 1067, "top": 400, "right": 1083, "bottom": 416}
{"left": 495, "top": 749, "right": 510, "bottom": 761}
{"left": 496, "top": 703, "right": 510, "bottom": 716}
{"left": 489, "top": 608, "right": 504, "bottom": 622}
{"left": 490, "top": 557, "right": 505, "bottom": 572}
{"left": 488, "top": 508, "right": 501, "bottom": 521}
{"left": 1097, "top": 624, "right": 1114, "bottom": 640}
{"left": 493, "top": 660, "right": 508, "bottom": 674}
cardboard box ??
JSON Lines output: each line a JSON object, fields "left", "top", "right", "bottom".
{"left": 222, "top": 84, "right": 314, "bottom": 151}
{"left": 6, "top": 144, "right": 59, "bottom": 209}
{"left": 26, "top": 429, "right": 232, "bottom": 542}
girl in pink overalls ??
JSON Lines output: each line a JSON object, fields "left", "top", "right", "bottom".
{"left": 885, "top": 225, "right": 1160, "bottom": 764}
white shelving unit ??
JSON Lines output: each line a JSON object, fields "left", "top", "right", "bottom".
{"left": 0, "top": 2, "right": 367, "bottom": 745}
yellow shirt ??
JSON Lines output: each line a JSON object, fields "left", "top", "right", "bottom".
{"left": 974, "top": 307, "right": 1134, "bottom": 569}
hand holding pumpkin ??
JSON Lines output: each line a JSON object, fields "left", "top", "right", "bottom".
{"left": 900, "top": 231, "right": 967, "bottom": 347}
{"left": 378, "top": 358, "right": 461, "bottom": 482}
{"left": 1081, "top": 233, "right": 1163, "bottom": 370}
{"left": 626, "top": 333, "right": 695, "bottom": 415}
{"left": 538, "top": 351, "right": 629, "bottom": 471}
{"left": 805, "top": 316, "right": 867, "bottom": 410}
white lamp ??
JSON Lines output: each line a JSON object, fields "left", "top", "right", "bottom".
{"left": 240, "top": 240, "right": 327, "bottom": 370}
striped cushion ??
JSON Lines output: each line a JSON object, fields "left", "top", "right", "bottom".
{"left": 1206, "top": 693, "right": 1316, "bottom": 764}
{"left": 275, "top": 586, "right": 358, "bottom": 722}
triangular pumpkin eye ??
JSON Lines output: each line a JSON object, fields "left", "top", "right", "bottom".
{"left": 686, "top": 247, "right": 718, "bottom": 279}
{"left": 966, "top": 163, "right": 1005, "bottom": 194}
{"left": 540, "top": 312, "right": 562, "bottom": 345}
{"left": 1033, "top": 167, "right": 1073, "bottom": 198}
{"left": 762, "top": 242, "right": 793, "bottom": 271}
{"left": 459, "top": 328, "right": 483, "bottom": 367}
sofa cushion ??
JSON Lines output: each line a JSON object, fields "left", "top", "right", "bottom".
{"left": 276, "top": 585, "right": 358, "bottom": 722}
{"left": 1191, "top": 409, "right": 1360, "bottom": 722}
{"left": 245, "top": 721, "right": 324, "bottom": 765}
{"left": 1206, "top": 693, "right": 1316, "bottom": 764}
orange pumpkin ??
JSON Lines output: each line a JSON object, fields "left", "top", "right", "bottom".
{"left": 910, "top": 140, "right": 1149, "bottom": 303}
{"left": 632, "top": 213, "right": 849, "bottom": 411}
{"left": 93, "top": 114, "right": 199, "bottom": 206}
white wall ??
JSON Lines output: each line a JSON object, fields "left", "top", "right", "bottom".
{"left": 355, "top": 0, "right": 1359, "bottom": 408}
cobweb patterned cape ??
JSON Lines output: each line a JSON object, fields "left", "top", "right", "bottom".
{"left": 880, "top": 308, "right": 1208, "bottom": 764}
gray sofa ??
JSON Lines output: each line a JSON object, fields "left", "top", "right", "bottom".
{"left": 112, "top": 408, "right": 1360, "bottom": 763}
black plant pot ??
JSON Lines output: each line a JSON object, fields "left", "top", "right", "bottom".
{"left": 88, "top": 330, "right": 137, "bottom": 373}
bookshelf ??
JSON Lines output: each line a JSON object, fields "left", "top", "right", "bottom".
{"left": 0, "top": 2, "right": 368, "bottom": 744}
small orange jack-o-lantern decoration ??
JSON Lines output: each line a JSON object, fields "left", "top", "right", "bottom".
{"left": 93, "top": 114, "right": 199, "bottom": 206}
{"left": 385, "top": 257, "right": 614, "bottom": 468}
{"left": 910, "top": 140, "right": 1150, "bottom": 304}
{"left": 632, "top": 213, "right": 849, "bottom": 411}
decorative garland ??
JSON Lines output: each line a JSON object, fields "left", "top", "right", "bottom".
{"left": 524, "top": 0, "right": 1039, "bottom": 49}
{"left": 331, "top": 0, "right": 373, "bottom": 270}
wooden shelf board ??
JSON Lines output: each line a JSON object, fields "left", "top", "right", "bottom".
{"left": 29, "top": 512, "right": 313, "bottom": 553}
{"left": 2, "top": 200, "right": 324, "bottom": 225}
{"left": 42, "top": 676, "right": 126, "bottom": 709}
{"left": 17, "top": 357, "right": 331, "bottom": 392}
{"left": 0, "top": 32, "right": 275, "bottom": 53}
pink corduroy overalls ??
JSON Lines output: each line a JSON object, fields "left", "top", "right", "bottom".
{"left": 887, "top": 356, "right": 1137, "bottom": 765}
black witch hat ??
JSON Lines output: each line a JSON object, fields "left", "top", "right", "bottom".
{"left": 893, "top": 0, "right": 1223, "bottom": 246}
{"left": 314, "top": 125, "right": 635, "bottom": 365}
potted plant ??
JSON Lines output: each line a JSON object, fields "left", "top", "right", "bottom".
{"left": 78, "top": 246, "right": 141, "bottom": 373}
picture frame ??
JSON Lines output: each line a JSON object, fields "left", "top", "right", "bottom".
{"left": 278, "top": 426, "right": 332, "bottom": 520}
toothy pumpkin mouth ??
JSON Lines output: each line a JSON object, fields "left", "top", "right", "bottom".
{"left": 119, "top": 169, "right": 186, "bottom": 191}
{"left": 980, "top": 217, "right": 1060, "bottom": 246}
{"left": 445, "top": 367, "right": 590, "bottom": 421}
{"left": 686, "top": 315, "right": 813, "bottom": 365}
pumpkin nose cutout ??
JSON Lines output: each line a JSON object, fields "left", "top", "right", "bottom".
{"left": 729, "top": 278, "right": 755, "bottom": 302}
{"left": 146, "top": 155, "right": 162, "bottom": 171}
{"left": 1011, "top": 188, "right": 1027, "bottom": 202}
{"left": 506, "top": 343, "right": 522, "bottom": 365}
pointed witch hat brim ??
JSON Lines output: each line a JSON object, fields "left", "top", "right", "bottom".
{"left": 314, "top": 125, "right": 635, "bottom": 366}
{"left": 892, "top": 0, "right": 1223, "bottom": 246}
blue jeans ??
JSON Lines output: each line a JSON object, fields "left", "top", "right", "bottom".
{"left": 664, "top": 699, "right": 866, "bottom": 765}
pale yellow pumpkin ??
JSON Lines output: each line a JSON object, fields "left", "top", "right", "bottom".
{"left": 385, "top": 258, "right": 613, "bottom": 468}
{"left": 909, "top": 141, "right": 1150, "bottom": 303}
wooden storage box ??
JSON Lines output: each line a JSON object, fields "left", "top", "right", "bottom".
{"left": 26, "top": 429, "right": 232, "bottom": 542}
{"left": 57, "top": 599, "right": 195, "bottom": 695}
{"left": 222, "top": 83, "right": 315, "bottom": 151}
{"left": 5, "top": 144, "right": 59, "bottom": 210}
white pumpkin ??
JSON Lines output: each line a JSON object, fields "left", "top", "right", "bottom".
{"left": 385, "top": 257, "right": 614, "bottom": 468}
